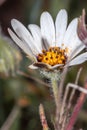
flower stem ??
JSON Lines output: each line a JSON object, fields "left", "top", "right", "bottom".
{"left": 51, "top": 77, "right": 60, "bottom": 130}
{"left": 51, "top": 78, "right": 59, "bottom": 106}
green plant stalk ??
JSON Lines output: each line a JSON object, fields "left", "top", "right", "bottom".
{"left": 51, "top": 77, "right": 61, "bottom": 130}
{"left": 50, "top": 71, "right": 63, "bottom": 130}
{"left": 51, "top": 78, "right": 58, "bottom": 107}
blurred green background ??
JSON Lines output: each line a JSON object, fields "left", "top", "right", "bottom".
{"left": 0, "top": 0, "right": 87, "bottom": 130}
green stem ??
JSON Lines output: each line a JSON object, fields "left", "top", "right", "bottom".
{"left": 51, "top": 78, "right": 58, "bottom": 107}
{"left": 51, "top": 73, "right": 62, "bottom": 130}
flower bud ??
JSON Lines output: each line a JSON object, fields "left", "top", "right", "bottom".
{"left": 78, "top": 9, "right": 87, "bottom": 46}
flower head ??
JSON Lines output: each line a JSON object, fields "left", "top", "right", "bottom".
{"left": 8, "top": 9, "right": 87, "bottom": 71}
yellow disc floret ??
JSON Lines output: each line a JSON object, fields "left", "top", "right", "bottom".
{"left": 37, "top": 47, "right": 67, "bottom": 66}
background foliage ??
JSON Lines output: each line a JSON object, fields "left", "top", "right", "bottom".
{"left": 0, "top": 0, "right": 87, "bottom": 130}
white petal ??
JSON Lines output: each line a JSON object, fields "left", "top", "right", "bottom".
{"left": 40, "top": 11, "right": 55, "bottom": 47}
{"left": 28, "top": 24, "right": 42, "bottom": 52}
{"left": 69, "top": 52, "right": 87, "bottom": 66}
{"left": 63, "top": 18, "right": 78, "bottom": 46}
{"left": 11, "top": 19, "right": 40, "bottom": 54}
{"left": 70, "top": 43, "right": 85, "bottom": 59}
{"left": 63, "top": 18, "right": 84, "bottom": 56}
{"left": 8, "top": 28, "right": 36, "bottom": 61}
{"left": 55, "top": 9, "right": 68, "bottom": 47}
{"left": 29, "top": 64, "right": 38, "bottom": 69}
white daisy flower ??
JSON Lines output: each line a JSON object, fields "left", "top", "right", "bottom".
{"left": 8, "top": 9, "right": 87, "bottom": 71}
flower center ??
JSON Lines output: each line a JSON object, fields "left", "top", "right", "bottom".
{"left": 37, "top": 47, "right": 68, "bottom": 66}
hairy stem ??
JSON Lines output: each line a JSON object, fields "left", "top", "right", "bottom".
{"left": 51, "top": 77, "right": 60, "bottom": 130}
{"left": 51, "top": 78, "right": 59, "bottom": 106}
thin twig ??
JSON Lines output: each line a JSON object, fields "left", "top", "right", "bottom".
{"left": 17, "top": 70, "right": 50, "bottom": 87}
{"left": 61, "top": 68, "right": 82, "bottom": 130}
{"left": 0, "top": 105, "right": 20, "bottom": 130}
{"left": 56, "top": 45, "right": 82, "bottom": 128}
{"left": 59, "top": 83, "right": 70, "bottom": 125}
{"left": 67, "top": 68, "right": 82, "bottom": 111}
{"left": 65, "top": 83, "right": 87, "bottom": 94}
{"left": 62, "top": 82, "right": 87, "bottom": 130}
{"left": 75, "top": 68, "right": 82, "bottom": 84}
{"left": 66, "top": 81, "right": 87, "bottom": 130}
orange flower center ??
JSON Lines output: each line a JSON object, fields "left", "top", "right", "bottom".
{"left": 37, "top": 47, "right": 68, "bottom": 66}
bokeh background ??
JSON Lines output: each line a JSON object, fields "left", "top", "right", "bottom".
{"left": 0, "top": 0, "right": 87, "bottom": 130}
